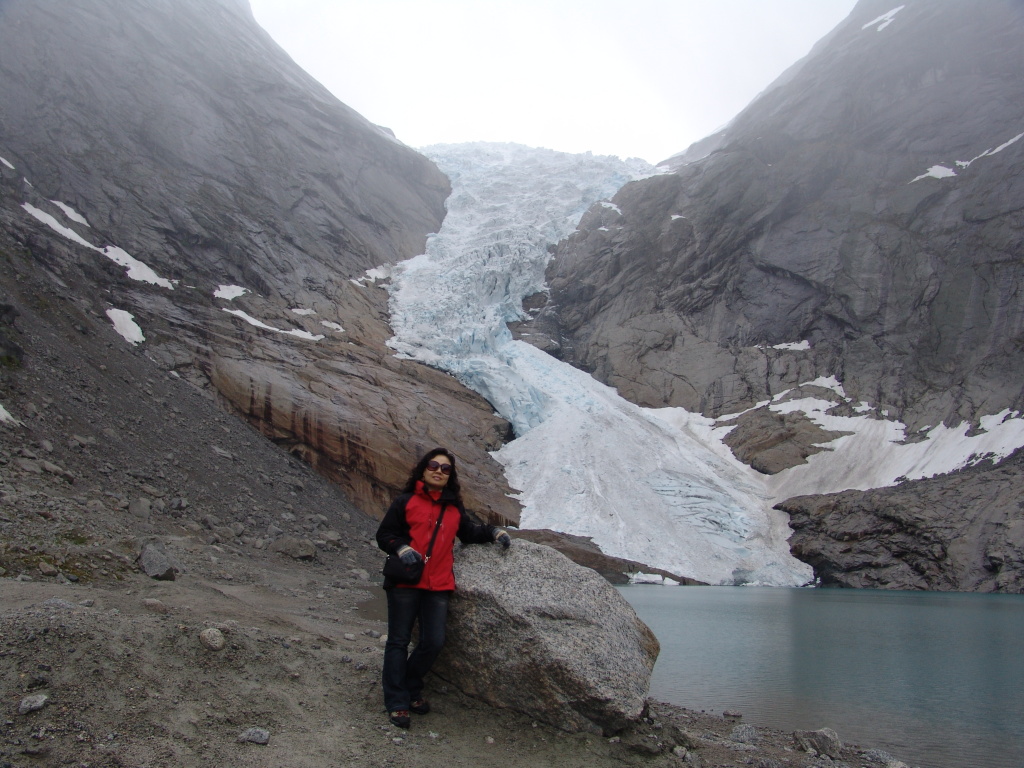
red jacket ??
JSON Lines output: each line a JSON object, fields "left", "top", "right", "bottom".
{"left": 376, "top": 481, "right": 495, "bottom": 591}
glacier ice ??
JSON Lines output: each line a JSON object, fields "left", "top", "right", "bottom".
{"left": 379, "top": 142, "right": 812, "bottom": 586}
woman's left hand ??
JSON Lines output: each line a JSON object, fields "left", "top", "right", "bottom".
{"left": 492, "top": 528, "right": 511, "bottom": 549}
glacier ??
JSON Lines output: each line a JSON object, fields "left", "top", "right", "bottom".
{"left": 378, "top": 142, "right": 813, "bottom": 586}
{"left": 375, "top": 141, "right": 1024, "bottom": 587}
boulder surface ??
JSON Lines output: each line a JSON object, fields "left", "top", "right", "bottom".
{"left": 434, "top": 540, "right": 659, "bottom": 734}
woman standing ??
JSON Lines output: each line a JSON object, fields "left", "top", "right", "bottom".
{"left": 375, "top": 447, "right": 511, "bottom": 729}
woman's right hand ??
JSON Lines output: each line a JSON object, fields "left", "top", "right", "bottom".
{"left": 397, "top": 545, "right": 422, "bottom": 565}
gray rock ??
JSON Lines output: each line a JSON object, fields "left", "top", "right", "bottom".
{"left": 129, "top": 498, "right": 152, "bottom": 519}
{"left": 137, "top": 542, "right": 178, "bottom": 581}
{"left": 793, "top": 727, "right": 842, "bottom": 759}
{"left": 783, "top": 447, "right": 1024, "bottom": 592}
{"left": 18, "top": 693, "right": 48, "bottom": 714}
{"left": 199, "top": 627, "right": 226, "bottom": 651}
{"left": 237, "top": 727, "right": 270, "bottom": 745}
{"left": 141, "top": 598, "right": 170, "bottom": 614}
{"left": 434, "top": 540, "right": 659, "bottom": 734}
{"left": 730, "top": 724, "right": 762, "bottom": 744}
{"left": 271, "top": 537, "right": 317, "bottom": 560}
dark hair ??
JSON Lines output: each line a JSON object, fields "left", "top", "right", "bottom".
{"left": 402, "top": 447, "right": 463, "bottom": 502}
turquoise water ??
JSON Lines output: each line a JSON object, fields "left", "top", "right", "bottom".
{"left": 619, "top": 586, "right": 1024, "bottom": 768}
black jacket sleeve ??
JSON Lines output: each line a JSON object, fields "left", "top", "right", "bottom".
{"left": 456, "top": 503, "right": 497, "bottom": 545}
{"left": 375, "top": 493, "right": 414, "bottom": 555}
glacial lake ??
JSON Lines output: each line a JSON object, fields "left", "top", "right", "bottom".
{"left": 619, "top": 585, "right": 1024, "bottom": 768}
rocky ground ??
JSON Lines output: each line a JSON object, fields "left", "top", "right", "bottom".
{"left": 0, "top": 257, "right": 914, "bottom": 767}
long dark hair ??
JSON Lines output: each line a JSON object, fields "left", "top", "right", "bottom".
{"left": 402, "top": 447, "right": 463, "bottom": 503}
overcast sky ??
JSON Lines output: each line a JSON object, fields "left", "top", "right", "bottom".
{"left": 248, "top": 0, "right": 859, "bottom": 164}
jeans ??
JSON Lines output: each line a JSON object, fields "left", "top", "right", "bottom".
{"left": 382, "top": 587, "right": 451, "bottom": 712}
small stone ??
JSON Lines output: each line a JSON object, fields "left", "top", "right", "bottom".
{"left": 723, "top": 709, "right": 742, "bottom": 718}
{"left": 199, "top": 627, "right": 226, "bottom": 651}
{"left": 270, "top": 536, "right": 317, "bottom": 560}
{"left": 343, "top": 633, "right": 356, "bottom": 641}
{"left": 141, "top": 598, "right": 169, "bottom": 614}
{"left": 37, "top": 561, "right": 58, "bottom": 577}
{"left": 237, "top": 727, "right": 270, "bottom": 745}
{"left": 18, "top": 694, "right": 48, "bottom": 715}
{"left": 485, "top": 736, "right": 495, "bottom": 744}
{"left": 731, "top": 724, "right": 761, "bottom": 744}
{"left": 129, "top": 498, "right": 152, "bottom": 519}
{"left": 793, "top": 727, "right": 842, "bottom": 759}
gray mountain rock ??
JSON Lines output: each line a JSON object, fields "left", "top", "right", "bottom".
{"left": 0, "top": 0, "right": 520, "bottom": 525}
{"left": 780, "top": 447, "right": 1024, "bottom": 592}
{"left": 434, "top": 540, "right": 660, "bottom": 734}
{"left": 533, "top": 0, "right": 1024, "bottom": 591}
{"left": 545, "top": 0, "right": 1024, "bottom": 430}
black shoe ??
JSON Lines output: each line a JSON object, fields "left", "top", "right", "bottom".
{"left": 389, "top": 710, "right": 411, "bottom": 728}
{"left": 410, "top": 699, "right": 430, "bottom": 715}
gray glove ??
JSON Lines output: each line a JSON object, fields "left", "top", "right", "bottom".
{"left": 397, "top": 545, "right": 422, "bottom": 565}
{"left": 492, "top": 528, "right": 511, "bottom": 550}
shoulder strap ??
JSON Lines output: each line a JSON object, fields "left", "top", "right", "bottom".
{"left": 423, "top": 503, "right": 447, "bottom": 562}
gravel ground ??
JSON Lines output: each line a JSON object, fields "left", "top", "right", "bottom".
{"left": 0, "top": 243, "right": 913, "bottom": 768}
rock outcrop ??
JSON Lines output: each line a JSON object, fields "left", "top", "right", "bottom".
{"left": 780, "top": 448, "right": 1024, "bottom": 592}
{"left": 434, "top": 540, "right": 660, "bottom": 734}
{"left": 0, "top": 0, "right": 521, "bottom": 524}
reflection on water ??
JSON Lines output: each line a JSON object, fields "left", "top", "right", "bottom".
{"left": 619, "top": 586, "right": 1024, "bottom": 768}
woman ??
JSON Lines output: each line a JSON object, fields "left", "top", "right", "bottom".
{"left": 375, "top": 447, "right": 511, "bottom": 729}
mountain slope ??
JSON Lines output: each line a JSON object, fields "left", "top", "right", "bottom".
{"left": 534, "top": 0, "right": 1024, "bottom": 590}
{"left": 546, "top": 0, "right": 1023, "bottom": 428}
{"left": 0, "top": 0, "right": 519, "bottom": 523}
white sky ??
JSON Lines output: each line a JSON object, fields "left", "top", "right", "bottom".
{"left": 247, "top": 0, "right": 859, "bottom": 164}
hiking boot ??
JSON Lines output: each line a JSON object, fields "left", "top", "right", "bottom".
{"left": 389, "top": 710, "right": 411, "bottom": 729}
{"left": 410, "top": 699, "right": 430, "bottom": 715}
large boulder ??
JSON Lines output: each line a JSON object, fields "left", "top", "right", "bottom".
{"left": 434, "top": 540, "right": 660, "bottom": 734}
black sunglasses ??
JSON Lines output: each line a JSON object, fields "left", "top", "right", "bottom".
{"left": 426, "top": 460, "right": 453, "bottom": 475}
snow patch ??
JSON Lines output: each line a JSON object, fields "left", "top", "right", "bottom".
{"left": 956, "top": 132, "right": 1024, "bottom": 169}
{"left": 51, "top": 201, "right": 90, "bottom": 226}
{"left": 629, "top": 572, "right": 680, "bottom": 586}
{"left": 910, "top": 165, "right": 957, "bottom": 183}
{"left": 106, "top": 308, "right": 145, "bottom": 345}
{"left": 214, "top": 285, "right": 249, "bottom": 300}
{"left": 222, "top": 309, "right": 325, "bottom": 341}
{"left": 290, "top": 308, "right": 316, "bottom": 316}
{"left": 321, "top": 321, "right": 345, "bottom": 333}
{"left": 0, "top": 155, "right": 14, "bottom": 170}
{"left": 862, "top": 5, "right": 905, "bottom": 32}
{"left": 771, "top": 340, "right": 810, "bottom": 351}
{"left": 0, "top": 403, "right": 21, "bottom": 425}
{"left": 912, "top": 131, "right": 1022, "bottom": 183}
{"left": 22, "top": 203, "right": 174, "bottom": 289}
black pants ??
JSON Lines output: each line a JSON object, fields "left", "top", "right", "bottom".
{"left": 382, "top": 587, "right": 451, "bottom": 712}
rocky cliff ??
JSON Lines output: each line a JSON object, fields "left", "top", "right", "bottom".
{"left": 532, "top": 0, "right": 1024, "bottom": 590}
{"left": 0, "top": 0, "right": 520, "bottom": 524}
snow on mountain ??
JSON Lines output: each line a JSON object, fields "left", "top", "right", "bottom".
{"left": 378, "top": 142, "right": 813, "bottom": 586}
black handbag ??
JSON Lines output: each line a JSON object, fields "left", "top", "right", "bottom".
{"left": 382, "top": 503, "right": 446, "bottom": 584}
